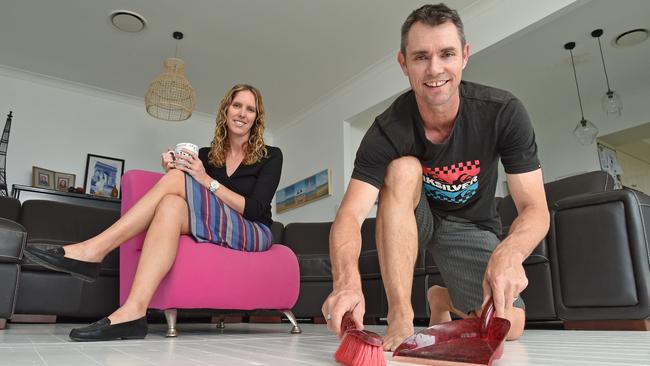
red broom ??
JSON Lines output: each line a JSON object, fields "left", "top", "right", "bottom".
{"left": 334, "top": 312, "right": 386, "bottom": 366}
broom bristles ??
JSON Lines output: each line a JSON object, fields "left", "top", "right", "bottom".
{"left": 334, "top": 333, "right": 386, "bottom": 366}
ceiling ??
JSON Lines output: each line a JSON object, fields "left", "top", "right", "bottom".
{"left": 0, "top": 0, "right": 476, "bottom": 129}
{"left": 2, "top": 0, "right": 648, "bottom": 158}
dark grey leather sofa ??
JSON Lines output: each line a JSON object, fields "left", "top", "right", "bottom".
{"left": 282, "top": 219, "right": 386, "bottom": 320}
{"left": 0, "top": 198, "right": 120, "bottom": 326}
{"left": 283, "top": 171, "right": 650, "bottom": 328}
{"left": 0, "top": 197, "right": 26, "bottom": 328}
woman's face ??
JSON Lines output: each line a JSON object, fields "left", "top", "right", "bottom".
{"left": 226, "top": 90, "right": 258, "bottom": 139}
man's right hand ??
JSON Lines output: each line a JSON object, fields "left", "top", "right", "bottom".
{"left": 321, "top": 288, "right": 366, "bottom": 338}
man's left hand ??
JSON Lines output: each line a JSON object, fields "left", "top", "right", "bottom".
{"left": 482, "top": 245, "right": 527, "bottom": 318}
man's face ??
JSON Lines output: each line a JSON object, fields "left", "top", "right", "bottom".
{"left": 398, "top": 21, "right": 469, "bottom": 109}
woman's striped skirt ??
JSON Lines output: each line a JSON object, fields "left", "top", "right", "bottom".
{"left": 185, "top": 174, "right": 272, "bottom": 252}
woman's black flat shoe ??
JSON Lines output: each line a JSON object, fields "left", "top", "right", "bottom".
{"left": 69, "top": 316, "right": 148, "bottom": 342}
{"left": 24, "top": 246, "right": 100, "bottom": 282}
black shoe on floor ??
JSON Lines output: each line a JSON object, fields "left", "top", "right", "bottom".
{"left": 69, "top": 316, "right": 148, "bottom": 342}
{"left": 24, "top": 246, "right": 100, "bottom": 282}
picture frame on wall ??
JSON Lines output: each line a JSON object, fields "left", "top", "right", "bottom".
{"left": 32, "top": 166, "right": 55, "bottom": 189}
{"left": 54, "top": 172, "right": 76, "bottom": 192}
{"left": 83, "top": 154, "right": 125, "bottom": 198}
{"left": 276, "top": 169, "right": 331, "bottom": 213}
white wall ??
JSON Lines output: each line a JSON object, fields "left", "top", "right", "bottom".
{"left": 0, "top": 66, "right": 216, "bottom": 192}
{"left": 273, "top": 0, "right": 580, "bottom": 223}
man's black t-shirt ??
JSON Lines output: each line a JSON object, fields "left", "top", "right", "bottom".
{"left": 352, "top": 81, "right": 540, "bottom": 235}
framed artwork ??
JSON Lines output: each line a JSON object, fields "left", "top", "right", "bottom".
{"left": 83, "top": 154, "right": 125, "bottom": 198}
{"left": 54, "top": 172, "right": 76, "bottom": 192}
{"left": 276, "top": 169, "right": 331, "bottom": 213}
{"left": 597, "top": 143, "right": 623, "bottom": 189}
{"left": 32, "top": 166, "right": 55, "bottom": 189}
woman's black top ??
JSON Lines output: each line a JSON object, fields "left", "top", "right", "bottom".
{"left": 198, "top": 145, "right": 282, "bottom": 228}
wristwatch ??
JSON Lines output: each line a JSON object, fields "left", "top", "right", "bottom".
{"left": 208, "top": 179, "right": 220, "bottom": 193}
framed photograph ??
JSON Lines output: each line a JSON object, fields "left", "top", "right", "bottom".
{"left": 32, "top": 166, "right": 55, "bottom": 189}
{"left": 83, "top": 154, "right": 125, "bottom": 198}
{"left": 54, "top": 172, "right": 76, "bottom": 192}
{"left": 276, "top": 169, "right": 331, "bottom": 213}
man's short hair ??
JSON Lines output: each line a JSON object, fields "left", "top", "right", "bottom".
{"left": 400, "top": 3, "right": 466, "bottom": 55}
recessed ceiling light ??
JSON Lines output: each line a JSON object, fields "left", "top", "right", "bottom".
{"left": 613, "top": 28, "right": 649, "bottom": 48}
{"left": 109, "top": 10, "right": 147, "bottom": 33}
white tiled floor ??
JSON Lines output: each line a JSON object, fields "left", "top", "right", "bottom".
{"left": 1, "top": 322, "right": 649, "bottom": 365}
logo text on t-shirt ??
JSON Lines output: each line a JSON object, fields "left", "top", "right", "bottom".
{"left": 422, "top": 160, "right": 480, "bottom": 204}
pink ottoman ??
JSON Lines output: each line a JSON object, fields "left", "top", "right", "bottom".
{"left": 119, "top": 170, "right": 301, "bottom": 336}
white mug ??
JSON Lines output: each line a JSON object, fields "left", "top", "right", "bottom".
{"left": 174, "top": 142, "right": 198, "bottom": 157}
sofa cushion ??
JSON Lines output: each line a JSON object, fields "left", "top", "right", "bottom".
{"left": 0, "top": 196, "right": 21, "bottom": 222}
{"left": 285, "top": 220, "right": 383, "bottom": 280}
{"left": 498, "top": 171, "right": 615, "bottom": 261}
{"left": 499, "top": 171, "right": 615, "bottom": 226}
{"left": 283, "top": 222, "right": 331, "bottom": 255}
{"left": 0, "top": 218, "right": 26, "bottom": 263}
{"left": 21, "top": 200, "right": 120, "bottom": 243}
{"left": 270, "top": 221, "right": 284, "bottom": 243}
{"left": 296, "top": 253, "right": 332, "bottom": 281}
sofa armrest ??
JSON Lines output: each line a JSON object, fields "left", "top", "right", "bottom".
{"left": 0, "top": 218, "right": 26, "bottom": 263}
{"left": 549, "top": 188, "right": 650, "bottom": 320}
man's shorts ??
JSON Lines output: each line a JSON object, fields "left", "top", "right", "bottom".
{"left": 415, "top": 189, "right": 526, "bottom": 314}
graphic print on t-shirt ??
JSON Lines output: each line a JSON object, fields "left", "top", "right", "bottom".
{"left": 422, "top": 160, "right": 480, "bottom": 204}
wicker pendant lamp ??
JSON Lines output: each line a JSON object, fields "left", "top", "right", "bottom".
{"left": 145, "top": 31, "right": 196, "bottom": 121}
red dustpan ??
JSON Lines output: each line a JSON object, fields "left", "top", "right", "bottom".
{"left": 392, "top": 301, "right": 510, "bottom": 366}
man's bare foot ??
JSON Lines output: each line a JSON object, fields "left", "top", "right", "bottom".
{"left": 428, "top": 285, "right": 452, "bottom": 326}
{"left": 427, "top": 285, "right": 474, "bottom": 327}
{"left": 383, "top": 308, "right": 414, "bottom": 351}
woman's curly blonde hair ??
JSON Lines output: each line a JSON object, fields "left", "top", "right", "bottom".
{"left": 208, "top": 84, "right": 268, "bottom": 167}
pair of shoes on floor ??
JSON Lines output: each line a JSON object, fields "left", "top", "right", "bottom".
{"left": 24, "top": 246, "right": 100, "bottom": 282}
{"left": 70, "top": 316, "right": 148, "bottom": 342}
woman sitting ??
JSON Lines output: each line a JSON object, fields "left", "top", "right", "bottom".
{"left": 25, "top": 84, "right": 282, "bottom": 341}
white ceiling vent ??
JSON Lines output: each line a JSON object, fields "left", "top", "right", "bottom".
{"left": 613, "top": 28, "right": 649, "bottom": 48}
{"left": 110, "top": 10, "right": 147, "bottom": 33}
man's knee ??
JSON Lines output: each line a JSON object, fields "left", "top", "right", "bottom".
{"left": 385, "top": 156, "right": 421, "bottom": 187}
{"left": 382, "top": 156, "right": 422, "bottom": 206}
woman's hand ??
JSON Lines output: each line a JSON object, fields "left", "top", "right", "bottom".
{"left": 161, "top": 150, "right": 176, "bottom": 172}
{"left": 174, "top": 149, "right": 209, "bottom": 184}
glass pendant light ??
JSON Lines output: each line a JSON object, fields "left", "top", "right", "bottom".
{"left": 564, "top": 42, "right": 599, "bottom": 145}
{"left": 591, "top": 29, "right": 622, "bottom": 116}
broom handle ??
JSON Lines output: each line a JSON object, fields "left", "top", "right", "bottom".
{"left": 479, "top": 300, "right": 495, "bottom": 338}
{"left": 341, "top": 312, "right": 356, "bottom": 333}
